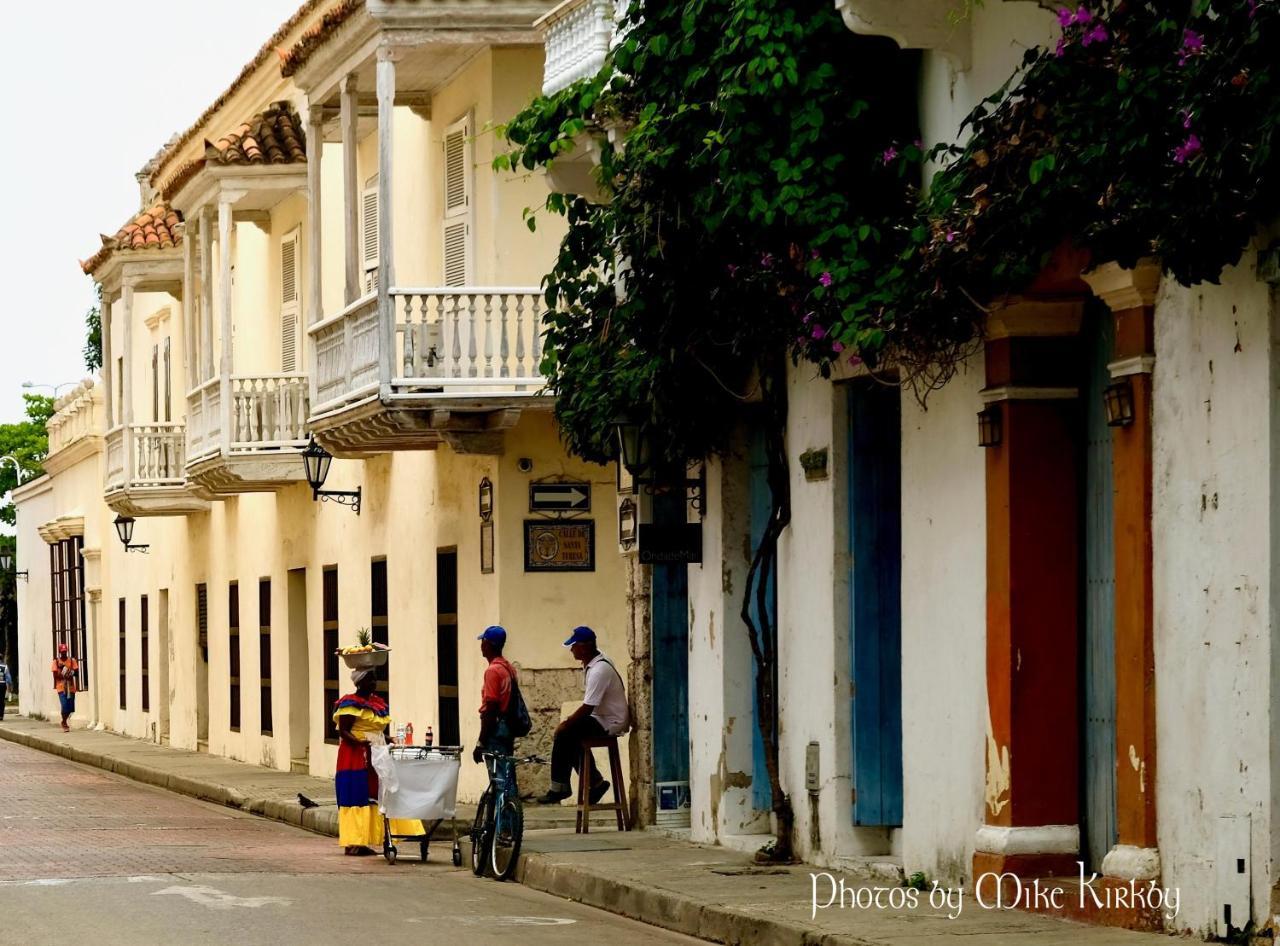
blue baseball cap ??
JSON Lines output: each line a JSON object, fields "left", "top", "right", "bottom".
{"left": 477, "top": 625, "right": 507, "bottom": 645}
{"left": 563, "top": 625, "right": 597, "bottom": 647}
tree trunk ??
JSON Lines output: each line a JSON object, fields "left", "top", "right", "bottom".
{"left": 740, "top": 354, "right": 794, "bottom": 861}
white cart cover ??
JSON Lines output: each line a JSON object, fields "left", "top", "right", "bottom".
{"left": 380, "top": 749, "right": 460, "bottom": 820}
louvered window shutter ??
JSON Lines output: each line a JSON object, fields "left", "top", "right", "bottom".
{"left": 152, "top": 344, "right": 159, "bottom": 422}
{"left": 442, "top": 117, "right": 472, "bottom": 287}
{"left": 362, "top": 176, "right": 379, "bottom": 294}
{"left": 280, "top": 230, "right": 301, "bottom": 372}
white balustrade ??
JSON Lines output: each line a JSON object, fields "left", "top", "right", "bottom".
{"left": 393, "top": 288, "right": 545, "bottom": 390}
{"left": 231, "top": 375, "right": 310, "bottom": 449}
{"left": 185, "top": 377, "right": 222, "bottom": 462}
{"left": 130, "top": 424, "right": 186, "bottom": 485}
{"left": 105, "top": 427, "right": 125, "bottom": 491}
{"left": 541, "top": 0, "right": 616, "bottom": 96}
{"left": 47, "top": 381, "right": 102, "bottom": 456}
{"left": 311, "top": 295, "right": 379, "bottom": 411}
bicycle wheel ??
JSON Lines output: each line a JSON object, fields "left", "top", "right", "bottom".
{"left": 471, "top": 789, "right": 493, "bottom": 876}
{"left": 489, "top": 795, "right": 523, "bottom": 881}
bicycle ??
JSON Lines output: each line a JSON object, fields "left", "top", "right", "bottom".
{"left": 471, "top": 751, "right": 545, "bottom": 880}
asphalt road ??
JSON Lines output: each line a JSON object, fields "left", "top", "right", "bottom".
{"left": 0, "top": 738, "right": 701, "bottom": 946}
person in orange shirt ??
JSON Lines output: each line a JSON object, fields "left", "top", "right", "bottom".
{"left": 51, "top": 643, "right": 78, "bottom": 732}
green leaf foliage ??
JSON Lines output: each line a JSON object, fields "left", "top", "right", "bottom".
{"left": 0, "top": 395, "right": 53, "bottom": 526}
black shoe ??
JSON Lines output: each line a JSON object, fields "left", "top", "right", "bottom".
{"left": 534, "top": 790, "right": 571, "bottom": 805}
{"left": 589, "top": 780, "right": 610, "bottom": 805}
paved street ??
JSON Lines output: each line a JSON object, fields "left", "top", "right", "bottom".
{"left": 0, "top": 739, "right": 700, "bottom": 946}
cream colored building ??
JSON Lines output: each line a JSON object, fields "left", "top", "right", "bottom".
{"left": 14, "top": 0, "right": 634, "bottom": 805}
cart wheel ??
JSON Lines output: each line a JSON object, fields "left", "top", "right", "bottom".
{"left": 452, "top": 843, "right": 463, "bottom": 867}
{"left": 421, "top": 842, "right": 430, "bottom": 863}
{"left": 386, "top": 845, "right": 397, "bottom": 865}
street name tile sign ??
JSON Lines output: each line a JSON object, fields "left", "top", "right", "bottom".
{"left": 529, "top": 482, "right": 591, "bottom": 512}
{"left": 524, "top": 520, "right": 596, "bottom": 572}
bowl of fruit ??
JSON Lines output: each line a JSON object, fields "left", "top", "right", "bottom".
{"left": 337, "top": 629, "right": 390, "bottom": 669}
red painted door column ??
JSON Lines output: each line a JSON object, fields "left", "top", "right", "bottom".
{"left": 975, "top": 296, "right": 1085, "bottom": 879}
{"left": 1082, "top": 260, "right": 1160, "bottom": 882}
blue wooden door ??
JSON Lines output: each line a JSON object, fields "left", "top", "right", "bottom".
{"left": 1083, "top": 312, "right": 1118, "bottom": 871}
{"left": 651, "top": 492, "right": 691, "bottom": 788}
{"left": 748, "top": 427, "right": 775, "bottom": 812}
{"left": 847, "top": 384, "right": 903, "bottom": 826}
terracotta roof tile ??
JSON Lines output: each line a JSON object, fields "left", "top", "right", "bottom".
{"left": 81, "top": 204, "right": 184, "bottom": 275}
{"left": 148, "top": 0, "right": 329, "bottom": 188}
{"left": 280, "top": 0, "right": 364, "bottom": 78}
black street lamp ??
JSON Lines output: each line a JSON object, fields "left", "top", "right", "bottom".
{"left": 302, "top": 437, "right": 361, "bottom": 514}
{"left": 113, "top": 515, "right": 150, "bottom": 553}
{"left": 1103, "top": 380, "right": 1136, "bottom": 427}
{"left": 0, "top": 551, "right": 28, "bottom": 582}
{"left": 608, "top": 413, "right": 703, "bottom": 511}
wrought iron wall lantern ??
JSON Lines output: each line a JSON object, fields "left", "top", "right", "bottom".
{"left": 610, "top": 414, "right": 704, "bottom": 512}
{"left": 0, "top": 550, "right": 28, "bottom": 581}
{"left": 113, "top": 515, "right": 150, "bottom": 553}
{"left": 977, "top": 406, "right": 1003, "bottom": 448}
{"left": 478, "top": 477, "right": 494, "bottom": 521}
{"left": 618, "top": 497, "right": 638, "bottom": 550}
{"left": 302, "top": 437, "right": 361, "bottom": 514}
{"left": 1103, "top": 380, "right": 1136, "bottom": 427}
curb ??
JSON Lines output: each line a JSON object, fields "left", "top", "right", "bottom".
{"left": 513, "top": 850, "right": 875, "bottom": 946}
{"left": 0, "top": 724, "right": 340, "bottom": 839}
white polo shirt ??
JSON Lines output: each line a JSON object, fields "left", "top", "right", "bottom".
{"left": 583, "top": 653, "right": 630, "bottom": 736}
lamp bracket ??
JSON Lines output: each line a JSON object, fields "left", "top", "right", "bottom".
{"left": 314, "top": 486, "right": 362, "bottom": 515}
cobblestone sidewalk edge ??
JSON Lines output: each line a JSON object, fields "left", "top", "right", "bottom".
{"left": 0, "top": 724, "right": 340, "bottom": 838}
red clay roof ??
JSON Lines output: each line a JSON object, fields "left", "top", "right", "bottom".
{"left": 148, "top": 0, "right": 328, "bottom": 189}
{"left": 280, "top": 0, "right": 364, "bottom": 78}
{"left": 158, "top": 102, "right": 308, "bottom": 202}
{"left": 81, "top": 204, "right": 184, "bottom": 275}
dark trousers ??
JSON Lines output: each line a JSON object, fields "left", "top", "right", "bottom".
{"left": 549, "top": 715, "right": 608, "bottom": 794}
{"left": 0, "top": 683, "right": 6, "bottom": 720}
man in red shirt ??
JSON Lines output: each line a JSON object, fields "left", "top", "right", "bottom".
{"left": 473, "top": 625, "right": 517, "bottom": 764}
{"left": 51, "top": 643, "right": 79, "bottom": 732}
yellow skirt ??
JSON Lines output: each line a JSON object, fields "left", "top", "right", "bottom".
{"left": 338, "top": 805, "right": 426, "bottom": 848}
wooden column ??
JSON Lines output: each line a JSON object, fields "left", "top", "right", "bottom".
{"left": 218, "top": 200, "right": 234, "bottom": 454}
{"left": 376, "top": 47, "right": 398, "bottom": 390}
{"left": 340, "top": 75, "right": 360, "bottom": 306}
{"left": 200, "top": 207, "right": 215, "bottom": 383}
{"left": 1082, "top": 260, "right": 1160, "bottom": 881}
{"left": 121, "top": 281, "right": 136, "bottom": 481}
{"left": 974, "top": 296, "right": 1085, "bottom": 879}
{"left": 101, "top": 291, "right": 115, "bottom": 428}
{"left": 182, "top": 218, "right": 196, "bottom": 393}
{"left": 307, "top": 105, "right": 325, "bottom": 410}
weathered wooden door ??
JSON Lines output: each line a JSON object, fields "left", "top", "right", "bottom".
{"left": 748, "top": 427, "right": 775, "bottom": 812}
{"left": 1082, "top": 311, "right": 1118, "bottom": 871}
{"left": 651, "top": 492, "right": 691, "bottom": 790}
{"left": 847, "top": 384, "right": 903, "bottom": 826}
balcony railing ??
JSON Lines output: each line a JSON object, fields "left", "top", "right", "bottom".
{"left": 188, "top": 374, "right": 309, "bottom": 460}
{"left": 105, "top": 424, "right": 186, "bottom": 490}
{"left": 541, "top": 0, "right": 619, "bottom": 96}
{"left": 311, "top": 288, "right": 545, "bottom": 415}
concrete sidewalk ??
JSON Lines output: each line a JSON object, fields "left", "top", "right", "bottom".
{"left": 0, "top": 716, "right": 1174, "bottom": 945}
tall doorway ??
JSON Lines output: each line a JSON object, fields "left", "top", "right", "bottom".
{"left": 1081, "top": 309, "right": 1118, "bottom": 871}
{"left": 847, "top": 383, "right": 903, "bottom": 827}
{"left": 196, "top": 583, "right": 209, "bottom": 748}
{"left": 436, "top": 549, "right": 460, "bottom": 747}
{"left": 157, "top": 589, "right": 170, "bottom": 744}
{"left": 287, "top": 568, "right": 310, "bottom": 771}
{"left": 747, "top": 426, "right": 776, "bottom": 814}
{"left": 651, "top": 491, "right": 690, "bottom": 821}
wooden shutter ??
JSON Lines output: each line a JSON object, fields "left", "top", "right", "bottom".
{"left": 280, "top": 230, "right": 300, "bottom": 372}
{"left": 152, "top": 344, "right": 159, "bottom": 422}
{"left": 362, "top": 176, "right": 379, "bottom": 294}
{"left": 442, "top": 116, "right": 472, "bottom": 287}
{"left": 163, "top": 338, "right": 171, "bottom": 422}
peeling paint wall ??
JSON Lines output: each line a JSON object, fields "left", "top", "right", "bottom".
{"left": 1153, "top": 253, "right": 1276, "bottom": 934}
{"left": 900, "top": 358, "right": 988, "bottom": 886}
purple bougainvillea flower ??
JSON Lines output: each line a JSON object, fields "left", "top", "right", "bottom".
{"left": 1082, "top": 23, "right": 1108, "bottom": 45}
{"left": 1173, "top": 133, "right": 1202, "bottom": 163}
{"left": 1057, "top": 6, "right": 1074, "bottom": 26}
{"left": 802, "top": 312, "right": 813, "bottom": 324}
{"left": 811, "top": 325, "right": 827, "bottom": 341}
{"left": 810, "top": 249, "right": 820, "bottom": 260}
{"left": 945, "top": 230, "right": 959, "bottom": 243}
{"left": 1073, "top": 6, "right": 1093, "bottom": 24}
{"left": 760, "top": 252, "right": 774, "bottom": 268}
{"left": 832, "top": 341, "right": 845, "bottom": 354}
{"left": 1180, "top": 108, "right": 1193, "bottom": 130}
{"left": 847, "top": 353, "right": 864, "bottom": 367}
{"left": 1178, "top": 29, "right": 1204, "bottom": 65}
{"left": 882, "top": 146, "right": 899, "bottom": 164}
{"left": 819, "top": 272, "right": 833, "bottom": 287}
{"left": 1056, "top": 37, "right": 1068, "bottom": 57}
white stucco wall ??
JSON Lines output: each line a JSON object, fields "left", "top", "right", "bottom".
{"left": 1152, "top": 252, "right": 1276, "bottom": 934}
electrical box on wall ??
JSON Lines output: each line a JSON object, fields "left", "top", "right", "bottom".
{"left": 1216, "top": 814, "right": 1251, "bottom": 938}
{"left": 805, "top": 741, "right": 820, "bottom": 793}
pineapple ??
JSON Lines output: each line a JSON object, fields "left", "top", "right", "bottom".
{"left": 340, "top": 627, "right": 376, "bottom": 655}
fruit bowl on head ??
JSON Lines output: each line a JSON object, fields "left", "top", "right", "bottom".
{"left": 337, "top": 645, "right": 389, "bottom": 669}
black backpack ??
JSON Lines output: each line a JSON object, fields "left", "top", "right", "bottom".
{"left": 506, "top": 675, "right": 533, "bottom": 738}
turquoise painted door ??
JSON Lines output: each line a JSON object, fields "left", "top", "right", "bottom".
{"left": 847, "top": 384, "right": 903, "bottom": 826}
{"left": 748, "top": 427, "right": 775, "bottom": 812}
{"left": 651, "top": 492, "right": 691, "bottom": 787}
{"left": 1083, "top": 311, "right": 1118, "bottom": 871}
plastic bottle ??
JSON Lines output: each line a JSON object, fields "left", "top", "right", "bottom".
{"left": 424, "top": 725, "right": 433, "bottom": 748}
{"left": 394, "top": 725, "right": 406, "bottom": 747}
{"left": 405, "top": 722, "right": 414, "bottom": 746}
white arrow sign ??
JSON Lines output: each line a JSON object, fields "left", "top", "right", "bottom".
{"left": 529, "top": 483, "right": 590, "bottom": 511}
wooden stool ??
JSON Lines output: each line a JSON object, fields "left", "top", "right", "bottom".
{"left": 575, "top": 736, "right": 630, "bottom": 833}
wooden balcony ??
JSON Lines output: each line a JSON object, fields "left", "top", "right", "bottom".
{"left": 308, "top": 287, "right": 548, "bottom": 455}
{"left": 104, "top": 424, "right": 210, "bottom": 517}
{"left": 185, "top": 374, "right": 310, "bottom": 496}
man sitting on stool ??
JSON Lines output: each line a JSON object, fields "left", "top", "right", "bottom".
{"left": 537, "top": 626, "right": 629, "bottom": 805}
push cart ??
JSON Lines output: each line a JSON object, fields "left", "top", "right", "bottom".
{"left": 378, "top": 745, "right": 464, "bottom": 866}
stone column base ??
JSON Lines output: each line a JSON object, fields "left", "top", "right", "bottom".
{"left": 973, "top": 824, "right": 1080, "bottom": 878}
{"left": 1101, "top": 844, "right": 1160, "bottom": 881}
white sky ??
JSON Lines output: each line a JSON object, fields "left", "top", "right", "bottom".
{"left": 0, "top": 0, "right": 301, "bottom": 423}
